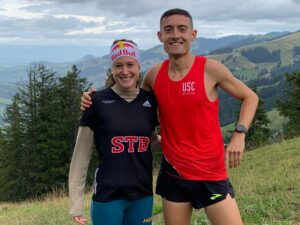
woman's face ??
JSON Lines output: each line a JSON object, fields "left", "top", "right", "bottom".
{"left": 112, "top": 56, "right": 140, "bottom": 91}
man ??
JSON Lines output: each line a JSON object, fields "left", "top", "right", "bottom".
{"left": 81, "top": 8, "right": 258, "bottom": 225}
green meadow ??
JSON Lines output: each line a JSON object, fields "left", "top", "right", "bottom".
{"left": 0, "top": 137, "right": 299, "bottom": 225}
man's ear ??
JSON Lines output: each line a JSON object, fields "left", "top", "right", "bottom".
{"left": 192, "top": 29, "right": 197, "bottom": 41}
{"left": 157, "top": 31, "right": 163, "bottom": 43}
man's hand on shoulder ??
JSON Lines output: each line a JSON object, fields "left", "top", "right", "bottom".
{"left": 80, "top": 88, "right": 96, "bottom": 111}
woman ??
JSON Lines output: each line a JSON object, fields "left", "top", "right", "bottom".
{"left": 69, "top": 39, "right": 158, "bottom": 225}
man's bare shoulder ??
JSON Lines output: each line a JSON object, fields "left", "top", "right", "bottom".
{"left": 147, "top": 63, "right": 163, "bottom": 76}
{"left": 205, "top": 58, "right": 232, "bottom": 81}
{"left": 141, "top": 62, "right": 163, "bottom": 91}
{"left": 205, "top": 58, "right": 222, "bottom": 73}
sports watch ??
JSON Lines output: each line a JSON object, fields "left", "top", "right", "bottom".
{"left": 234, "top": 124, "right": 248, "bottom": 134}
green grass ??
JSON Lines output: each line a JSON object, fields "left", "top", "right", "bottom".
{"left": 0, "top": 190, "right": 92, "bottom": 225}
{"left": 229, "top": 138, "right": 300, "bottom": 224}
{"left": 1, "top": 137, "right": 300, "bottom": 225}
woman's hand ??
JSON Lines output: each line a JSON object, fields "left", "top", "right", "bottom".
{"left": 73, "top": 215, "right": 87, "bottom": 225}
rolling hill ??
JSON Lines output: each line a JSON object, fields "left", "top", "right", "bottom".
{"left": 209, "top": 31, "right": 300, "bottom": 79}
{"left": 0, "top": 31, "right": 299, "bottom": 125}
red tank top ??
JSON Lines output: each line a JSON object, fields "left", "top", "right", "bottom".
{"left": 154, "top": 56, "right": 227, "bottom": 181}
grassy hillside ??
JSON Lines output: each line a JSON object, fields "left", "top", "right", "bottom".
{"left": 258, "top": 32, "right": 300, "bottom": 66}
{"left": 0, "top": 137, "right": 299, "bottom": 225}
{"left": 209, "top": 31, "right": 300, "bottom": 80}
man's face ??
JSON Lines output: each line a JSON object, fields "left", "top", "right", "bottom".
{"left": 158, "top": 14, "right": 197, "bottom": 56}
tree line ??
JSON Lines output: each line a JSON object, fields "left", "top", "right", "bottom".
{"left": 0, "top": 64, "right": 96, "bottom": 201}
{"left": 241, "top": 47, "right": 281, "bottom": 63}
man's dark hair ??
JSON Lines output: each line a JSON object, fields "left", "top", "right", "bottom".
{"left": 160, "top": 8, "right": 193, "bottom": 27}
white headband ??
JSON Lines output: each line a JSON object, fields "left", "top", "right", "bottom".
{"left": 110, "top": 41, "right": 141, "bottom": 67}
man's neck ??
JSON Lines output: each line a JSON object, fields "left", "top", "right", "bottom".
{"left": 168, "top": 53, "right": 195, "bottom": 81}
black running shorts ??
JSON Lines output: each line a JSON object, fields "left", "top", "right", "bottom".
{"left": 155, "top": 157, "right": 235, "bottom": 209}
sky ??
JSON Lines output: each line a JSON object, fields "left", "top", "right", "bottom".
{"left": 0, "top": 0, "right": 300, "bottom": 61}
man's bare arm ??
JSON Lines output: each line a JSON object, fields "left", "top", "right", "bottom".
{"left": 141, "top": 63, "right": 161, "bottom": 91}
{"left": 206, "top": 59, "right": 259, "bottom": 168}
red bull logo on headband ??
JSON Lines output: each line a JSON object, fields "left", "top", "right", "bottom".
{"left": 110, "top": 41, "right": 141, "bottom": 67}
{"left": 111, "top": 41, "right": 135, "bottom": 51}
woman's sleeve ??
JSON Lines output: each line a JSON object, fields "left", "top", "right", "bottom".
{"left": 68, "top": 126, "right": 94, "bottom": 217}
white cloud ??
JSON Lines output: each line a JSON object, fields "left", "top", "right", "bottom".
{"left": 0, "top": 0, "right": 299, "bottom": 51}
{"left": 54, "top": 14, "right": 105, "bottom": 23}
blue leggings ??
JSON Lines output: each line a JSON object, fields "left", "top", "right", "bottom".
{"left": 90, "top": 196, "right": 153, "bottom": 225}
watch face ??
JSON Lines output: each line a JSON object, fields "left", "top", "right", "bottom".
{"left": 236, "top": 124, "right": 247, "bottom": 133}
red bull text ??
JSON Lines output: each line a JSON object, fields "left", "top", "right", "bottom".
{"left": 111, "top": 49, "right": 136, "bottom": 61}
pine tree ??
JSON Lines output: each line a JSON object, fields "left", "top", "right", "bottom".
{"left": 277, "top": 71, "right": 300, "bottom": 137}
{"left": 0, "top": 64, "right": 58, "bottom": 200}
{"left": 0, "top": 94, "right": 28, "bottom": 200}
{"left": 246, "top": 85, "right": 271, "bottom": 149}
{"left": 226, "top": 83, "right": 271, "bottom": 150}
{"left": 51, "top": 65, "right": 91, "bottom": 185}
{"left": 20, "top": 64, "right": 58, "bottom": 197}
{"left": 0, "top": 64, "right": 90, "bottom": 200}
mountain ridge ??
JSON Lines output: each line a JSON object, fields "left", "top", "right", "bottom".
{"left": 1, "top": 31, "right": 299, "bottom": 125}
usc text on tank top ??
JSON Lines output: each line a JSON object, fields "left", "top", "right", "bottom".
{"left": 154, "top": 56, "right": 227, "bottom": 181}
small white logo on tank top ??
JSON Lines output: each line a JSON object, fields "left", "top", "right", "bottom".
{"left": 182, "top": 81, "right": 196, "bottom": 95}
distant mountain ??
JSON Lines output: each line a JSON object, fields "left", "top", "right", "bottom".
{"left": 192, "top": 31, "right": 290, "bottom": 55}
{"left": 75, "top": 31, "right": 294, "bottom": 85}
{"left": 0, "top": 45, "right": 108, "bottom": 66}
{"left": 0, "top": 31, "right": 299, "bottom": 125}
{"left": 0, "top": 31, "right": 291, "bottom": 89}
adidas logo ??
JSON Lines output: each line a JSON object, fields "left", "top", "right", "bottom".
{"left": 142, "top": 100, "right": 151, "bottom": 108}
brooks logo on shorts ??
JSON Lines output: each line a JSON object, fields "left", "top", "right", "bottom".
{"left": 210, "top": 193, "right": 222, "bottom": 200}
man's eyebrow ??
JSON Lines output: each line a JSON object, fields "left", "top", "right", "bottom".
{"left": 163, "top": 25, "right": 173, "bottom": 29}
